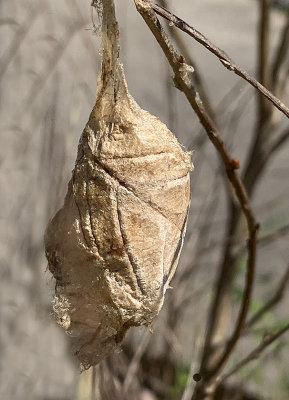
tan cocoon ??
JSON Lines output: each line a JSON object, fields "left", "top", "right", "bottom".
{"left": 45, "top": 0, "right": 192, "bottom": 369}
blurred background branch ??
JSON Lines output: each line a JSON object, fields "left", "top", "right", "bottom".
{"left": 1, "top": 1, "right": 289, "bottom": 400}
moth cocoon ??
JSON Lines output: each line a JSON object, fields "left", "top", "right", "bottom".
{"left": 45, "top": 0, "right": 192, "bottom": 369}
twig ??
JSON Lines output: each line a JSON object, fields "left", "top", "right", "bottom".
{"left": 176, "top": 279, "right": 212, "bottom": 313}
{"left": 122, "top": 330, "right": 151, "bottom": 397}
{"left": 215, "top": 79, "right": 248, "bottom": 115}
{"left": 257, "top": 223, "right": 289, "bottom": 247}
{"left": 181, "top": 359, "right": 198, "bottom": 400}
{"left": 268, "top": 127, "right": 289, "bottom": 155}
{"left": 0, "top": 8, "right": 39, "bottom": 80}
{"left": 91, "top": 366, "right": 97, "bottom": 400}
{"left": 181, "top": 337, "right": 202, "bottom": 400}
{"left": 218, "top": 321, "right": 289, "bottom": 383}
{"left": 176, "top": 175, "right": 224, "bottom": 288}
{"left": 272, "top": 12, "right": 289, "bottom": 89}
{"left": 158, "top": 0, "right": 216, "bottom": 121}
{"left": 197, "top": 0, "right": 289, "bottom": 376}
{"left": 245, "top": 264, "right": 289, "bottom": 329}
{"left": 134, "top": 0, "right": 259, "bottom": 379}
{"left": 20, "top": 23, "right": 84, "bottom": 114}
{"left": 180, "top": 221, "right": 289, "bottom": 269}
{"left": 140, "top": 0, "right": 289, "bottom": 119}
{"left": 257, "top": 0, "right": 272, "bottom": 119}
{"left": 233, "top": 223, "right": 289, "bottom": 259}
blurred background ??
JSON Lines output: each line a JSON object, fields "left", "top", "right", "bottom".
{"left": 1, "top": 0, "right": 289, "bottom": 399}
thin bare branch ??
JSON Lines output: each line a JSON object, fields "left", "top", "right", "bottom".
{"left": 140, "top": 0, "right": 289, "bottom": 119}
{"left": 158, "top": 0, "right": 216, "bottom": 121}
{"left": 122, "top": 330, "right": 151, "bottom": 397}
{"left": 91, "top": 366, "right": 97, "bottom": 400}
{"left": 272, "top": 12, "right": 289, "bottom": 89}
{"left": 19, "top": 22, "right": 84, "bottom": 114}
{"left": 0, "top": 8, "right": 39, "bottom": 80}
{"left": 218, "top": 321, "right": 289, "bottom": 383}
{"left": 268, "top": 127, "right": 289, "bottom": 155}
{"left": 245, "top": 264, "right": 289, "bottom": 329}
{"left": 134, "top": 0, "right": 259, "bottom": 382}
{"left": 233, "top": 223, "right": 289, "bottom": 259}
{"left": 183, "top": 222, "right": 289, "bottom": 267}
{"left": 257, "top": 223, "right": 289, "bottom": 247}
{"left": 257, "top": 0, "right": 272, "bottom": 118}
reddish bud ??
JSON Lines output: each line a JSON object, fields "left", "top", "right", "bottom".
{"left": 231, "top": 157, "right": 240, "bottom": 170}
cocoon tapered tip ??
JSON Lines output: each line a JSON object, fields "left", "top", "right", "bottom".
{"left": 44, "top": 0, "right": 192, "bottom": 369}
